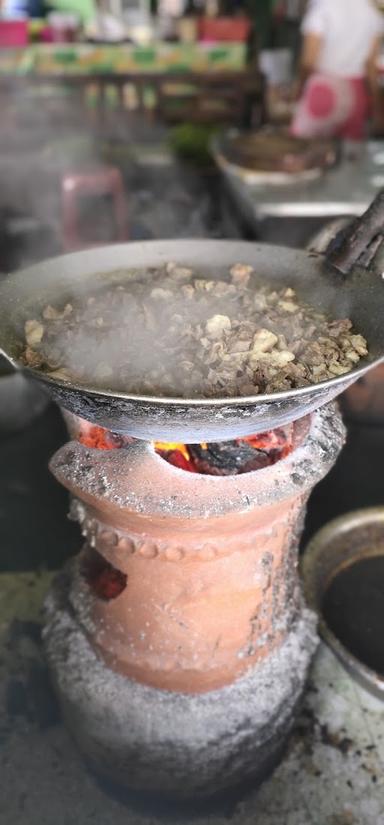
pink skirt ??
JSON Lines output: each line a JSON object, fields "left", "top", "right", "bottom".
{"left": 291, "top": 74, "right": 370, "bottom": 141}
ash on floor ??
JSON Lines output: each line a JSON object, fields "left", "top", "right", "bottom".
{"left": 1, "top": 575, "right": 384, "bottom": 825}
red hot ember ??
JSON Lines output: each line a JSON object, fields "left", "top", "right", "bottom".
{"left": 75, "top": 419, "right": 293, "bottom": 476}
{"left": 77, "top": 420, "right": 133, "bottom": 450}
{"left": 156, "top": 427, "right": 293, "bottom": 475}
{"left": 82, "top": 548, "right": 127, "bottom": 602}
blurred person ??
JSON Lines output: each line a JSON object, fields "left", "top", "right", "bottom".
{"left": 291, "top": 0, "right": 384, "bottom": 141}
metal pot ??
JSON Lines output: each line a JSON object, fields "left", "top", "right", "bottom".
{"left": 302, "top": 508, "right": 384, "bottom": 699}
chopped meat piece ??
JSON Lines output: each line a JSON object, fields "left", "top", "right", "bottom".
{"left": 229, "top": 340, "right": 252, "bottom": 354}
{"left": 230, "top": 263, "right": 253, "bottom": 287}
{"left": 277, "top": 299, "right": 297, "bottom": 313}
{"left": 344, "top": 349, "right": 361, "bottom": 364}
{"left": 251, "top": 329, "right": 279, "bottom": 354}
{"left": 206, "top": 315, "right": 232, "bottom": 339}
{"left": 267, "top": 350, "right": 296, "bottom": 368}
{"left": 166, "top": 262, "right": 193, "bottom": 280}
{"left": 19, "top": 261, "right": 368, "bottom": 398}
{"left": 25, "top": 320, "right": 44, "bottom": 347}
{"left": 150, "top": 288, "right": 173, "bottom": 301}
{"left": 328, "top": 363, "right": 351, "bottom": 376}
{"left": 22, "top": 346, "right": 44, "bottom": 368}
{"left": 43, "top": 305, "right": 60, "bottom": 320}
{"left": 350, "top": 334, "right": 368, "bottom": 356}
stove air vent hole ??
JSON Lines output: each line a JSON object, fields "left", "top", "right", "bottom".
{"left": 82, "top": 548, "right": 127, "bottom": 601}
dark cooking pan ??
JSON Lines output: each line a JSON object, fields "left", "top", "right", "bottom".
{"left": 0, "top": 193, "right": 384, "bottom": 443}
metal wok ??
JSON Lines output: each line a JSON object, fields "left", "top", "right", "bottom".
{"left": 0, "top": 196, "right": 384, "bottom": 442}
{"left": 211, "top": 128, "right": 337, "bottom": 187}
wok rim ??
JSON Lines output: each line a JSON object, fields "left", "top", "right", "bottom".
{"left": 10, "top": 354, "right": 382, "bottom": 409}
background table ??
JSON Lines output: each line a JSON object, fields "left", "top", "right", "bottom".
{"left": 217, "top": 141, "right": 384, "bottom": 245}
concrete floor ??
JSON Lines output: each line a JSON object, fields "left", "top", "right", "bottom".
{"left": 1, "top": 570, "right": 384, "bottom": 825}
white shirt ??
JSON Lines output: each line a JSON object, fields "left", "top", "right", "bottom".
{"left": 302, "top": 0, "right": 384, "bottom": 77}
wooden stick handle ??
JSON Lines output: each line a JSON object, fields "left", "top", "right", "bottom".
{"left": 327, "top": 190, "right": 384, "bottom": 275}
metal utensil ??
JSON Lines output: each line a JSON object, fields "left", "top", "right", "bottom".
{"left": 0, "top": 194, "right": 384, "bottom": 442}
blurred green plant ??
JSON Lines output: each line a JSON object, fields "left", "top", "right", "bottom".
{"left": 168, "top": 123, "right": 218, "bottom": 167}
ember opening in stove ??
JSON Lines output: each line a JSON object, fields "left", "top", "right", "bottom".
{"left": 155, "top": 427, "right": 293, "bottom": 475}
{"left": 73, "top": 416, "right": 294, "bottom": 476}
{"left": 77, "top": 420, "right": 133, "bottom": 450}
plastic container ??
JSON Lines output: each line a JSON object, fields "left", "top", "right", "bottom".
{"left": 198, "top": 16, "right": 251, "bottom": 43}
{"left": 0, "top": 19, "right": 28, "bottom": 46}
{"left": 46, "top": 12, "right": 79, "bottom": 42}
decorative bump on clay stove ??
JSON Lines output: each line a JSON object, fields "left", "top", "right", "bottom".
{"left": 70, "top": 497, "right": 274, "bottom": 563}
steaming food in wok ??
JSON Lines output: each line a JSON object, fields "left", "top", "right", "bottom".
{"left": 20, "top": 262, "right": 368, "bottom": 398}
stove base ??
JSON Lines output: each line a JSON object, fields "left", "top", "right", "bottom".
{"left": 43, "top": 567, "right": 317, "bottom": 799}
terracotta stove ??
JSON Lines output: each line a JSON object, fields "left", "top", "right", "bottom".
{"left": 43, "top": 404, "right": 345, "bottom": 800}
{"left": 341, "top": 363, "right": 384, "bottom": 424}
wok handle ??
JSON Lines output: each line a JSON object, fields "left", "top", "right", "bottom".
{"left": 326, "top": 189, "right": 384, "bottom": 275}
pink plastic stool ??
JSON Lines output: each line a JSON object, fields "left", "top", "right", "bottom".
{"left": 61, "top": 166, "right": 129, "bottom": 252}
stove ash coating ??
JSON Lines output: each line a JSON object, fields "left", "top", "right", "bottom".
{"left": 43, "top": 403, "right": 345, "bottom": 798}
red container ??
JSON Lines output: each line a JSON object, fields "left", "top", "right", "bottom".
{"left": 0, "top": 20, "right": 28, "bottom": 47}
{"left": 40, "top": 26, "right": 54, "bottom": 42}
{"left": 198, "top": 16, "right": 251, "bottom": 43}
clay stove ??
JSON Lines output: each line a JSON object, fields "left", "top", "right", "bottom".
{"left": 42, "top": 402, "right": 345, "bottom": 799}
